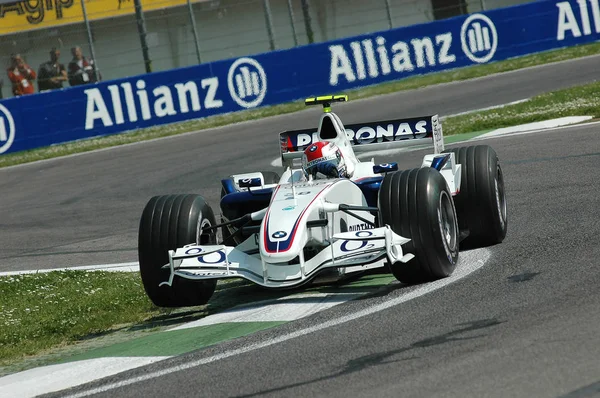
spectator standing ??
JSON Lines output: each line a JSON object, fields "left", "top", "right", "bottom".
{"left": 68, "top": 46, "right": 98, "bottom": 86}
{"left": 7, "top": 54, "right": 36, "bottom": 96}
{"left": 38, "top": 48, "right": 67, "bottom": 92}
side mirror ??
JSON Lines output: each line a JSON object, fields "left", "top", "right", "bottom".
{"left": 238, "top": 178, "right": 263, "bottom": 188}
{"left": 431, "top": 153, "right": 451, "bottom": 171}
{"left": 373, "top": 162, "right": 398, "bottom": 174}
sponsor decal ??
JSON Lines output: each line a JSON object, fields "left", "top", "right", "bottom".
{"left": 460, "top": 14, "right": 498, "bottom": 63}
{"left": 340, "top": 240, "right": 375, "bottom": 252}
{"left": 556, "top": 0, "right": 600, "bottom": 40}
{"left": 197, "top": 250, "right": 227, "bottom": 264}
{"left": 193, "top": 271, "right": 229, "bottom": 276}
{"left": 305, "top": 153, "right": 338, "bottom": 168}
{"left": 84, "top": 77, "right": 223, "bottom": 130}
{"left": 282, "top": 118, "right": 432, "bottom": 153}
{"left": 272, "top": 231, "right": 287, "bottom": 239}
{"left": 185, "top": 247, "right": 203, "bottom": 255}
{"left": 348, "top": 224, "right": 375, "bottom": 232}
{"left": 431, "top": 114, "right": 444, "bottom": 153}
{"left": 0, "top": 0, "right": 209, "bottom": 35}
{"left": 283, "top": 180, "right": 331, "bottom": 189}
{"left": 282, "top": 205, "right": 297, "bottom": 211}
{"left": 0, "top": 104, "right": 15, "bottom": 154}
{"left": 227, "top": 57, "right": 267, "bottom": 108}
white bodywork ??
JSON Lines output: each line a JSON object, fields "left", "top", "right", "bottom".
{"left": 164, "top": 179, "right": 412, "bottom": 288}
{"left": 160, "top": 110, "right": 461, "bottom": 289}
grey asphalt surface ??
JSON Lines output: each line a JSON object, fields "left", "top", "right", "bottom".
{"left": 47, "top": 123, "right": 600, "bottom": 398}
{"left": 3, "top": 55, "right": 600, "bottom": 397}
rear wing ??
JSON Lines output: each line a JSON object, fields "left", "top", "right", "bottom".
{"left": 280, "top": 115, "right": 444, "bottom": 163}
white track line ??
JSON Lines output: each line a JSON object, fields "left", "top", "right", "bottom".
{"left": 439, "top": 98, "right": 530, "bottom": 119}
{"left": 471, "top": 118, "right": 599, "bottom": 140}
{"left": 59, "top": 248, "right": 490, "bottom": 398}
{"left": 0, "top": 357, "right": 168, "bottom": 398}
{"left": 169, "top": 292, "right": 365, "bottom": 330}
{"left": 0, "top": 262, "right": 139, "bottom": 277}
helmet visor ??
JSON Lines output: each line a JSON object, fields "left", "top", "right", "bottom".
{"left": 303, "top": 152, "right": 342, "bottom": 179}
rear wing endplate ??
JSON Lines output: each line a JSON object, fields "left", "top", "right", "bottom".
{"left": 280, "top": 115, "right": 444, "bottom": 162}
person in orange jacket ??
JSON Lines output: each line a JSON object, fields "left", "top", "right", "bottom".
{"left": 7, "top": 54, "right": 36, "bottom": 96}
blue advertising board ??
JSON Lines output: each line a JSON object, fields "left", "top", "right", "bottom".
{"left": 0, "top": 0, "right": 599, "bottom": 155}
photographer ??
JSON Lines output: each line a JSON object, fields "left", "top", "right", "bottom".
{"left": 7, "top": 54, "right": 36, "bottom": 96}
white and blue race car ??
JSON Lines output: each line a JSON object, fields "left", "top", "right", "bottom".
{"left": 138, "top": 95, "right": 507, "bottom": 307}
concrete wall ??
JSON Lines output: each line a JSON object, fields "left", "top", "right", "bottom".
{"left": 0, "top": 0, "right": 532, "bottom": 99}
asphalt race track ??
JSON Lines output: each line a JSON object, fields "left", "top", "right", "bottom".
{"left": 1, "top": 55, "right": 600, "bottom": 397}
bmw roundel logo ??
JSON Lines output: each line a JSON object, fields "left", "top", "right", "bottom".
{"left": 272, "top": 231, "right": 287, "bottom": 239}
{"left": 309, "top": 144, "right": 318, "bottom": 152}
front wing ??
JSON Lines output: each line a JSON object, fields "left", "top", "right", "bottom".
{"left": 160, "top": 226, "right": 413, "bottom": 289}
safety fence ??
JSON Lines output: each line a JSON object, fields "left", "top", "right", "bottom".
{"left": 0, "top": 0, "right": 598, "bottom": 155}
{"left": 0, "top": 0, "right": 529, "bottom": 98}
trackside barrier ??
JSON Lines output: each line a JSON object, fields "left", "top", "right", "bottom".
{"left": 0, "top": 0, "right": 599, "bottom": 155}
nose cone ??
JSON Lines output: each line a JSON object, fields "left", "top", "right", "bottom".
{"left": 260, "top": 180, "right": 334, "bottom": 261}
{"left": 260, "top": 202, "right": 305, "bottom": 262}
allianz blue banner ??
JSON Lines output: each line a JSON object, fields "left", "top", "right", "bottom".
{"left": 0, "top": 0, "right": 598, "bottom": 155}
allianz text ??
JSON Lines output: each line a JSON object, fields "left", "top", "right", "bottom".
{"left": 329, "top": 34, "right": 455, "bottom": 86}
{"left": 84, "top": 78, "right": 222, "bottom": 130}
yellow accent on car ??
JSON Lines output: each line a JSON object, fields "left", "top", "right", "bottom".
{"left": 304, "top": 95, "right": 348, "bottom": 112}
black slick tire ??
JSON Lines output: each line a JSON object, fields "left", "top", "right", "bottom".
{"left": 379, "top": 167, "right": 459, "bottom": 284}
{"left": 138, "top": 194, "right": 218, "bottom": 307}
{"left": 444, "top": 145, "right": 507, "bottom": 248}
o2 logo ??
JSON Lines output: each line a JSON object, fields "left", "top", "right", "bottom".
{"left": 186, "top": 246, "right": 227, "bottom": 265}
{"left": 196, "top": 250, "right": 227, "bottom": 264}
{"left": 340, "top": 231, "right": 376, "bottom": 252}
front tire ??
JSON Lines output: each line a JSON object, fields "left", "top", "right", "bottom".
{"left": 138, "top": 194, "right": 218, "bottom": 307}
{"left": 444, "top": 145, "right": 507, "bottom": 248}
{"left": 379, "top": 168, "right": 459, "bottom": 284}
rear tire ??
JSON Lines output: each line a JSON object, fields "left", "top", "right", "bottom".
{"left": 379, "top": 168, "right": 459, "bottom": 284}
{"left": 138, "top": 194, "right": 218, "bottom": 307}
{"left": 444, "top": 145, "right": 507, "bottom": 248}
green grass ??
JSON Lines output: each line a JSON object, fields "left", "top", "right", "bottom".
{"left": 0, "top": 270, "right": 392, "bottom": 373}
{"left": 0, "top": 271, "right": 157, "bottom": 368}
{"left": 1, "top": 42, "right": 599, "bottom": 169}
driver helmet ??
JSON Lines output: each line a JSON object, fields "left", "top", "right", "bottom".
{"left": 302, "top": 141, "right": 348, "bottom": 179}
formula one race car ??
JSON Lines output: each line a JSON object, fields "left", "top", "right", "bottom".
{"left": 138, "top": 95, "right": 507, "bottom": 307}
